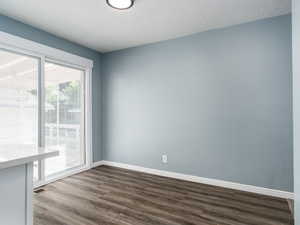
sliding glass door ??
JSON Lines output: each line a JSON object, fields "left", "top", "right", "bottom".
{"left": 44, "top": 62, "right": 85, "bottom": 177}
{"left": 0, "top": 46, "right": 89, "bottom": 185}
{"left": 0, "top": 49, "right": 39, "bottom": 179}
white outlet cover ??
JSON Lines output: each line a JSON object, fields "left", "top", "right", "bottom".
{"left": 162, "top": 155, "right": 168, "bottom": 163}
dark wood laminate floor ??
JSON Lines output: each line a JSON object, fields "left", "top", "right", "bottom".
{"left": 34, "top": 165, "right": 294, "bottom": 225}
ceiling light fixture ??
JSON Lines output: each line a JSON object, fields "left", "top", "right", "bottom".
{"left": 106, "top": 0, "right": 134, "bottom": 10}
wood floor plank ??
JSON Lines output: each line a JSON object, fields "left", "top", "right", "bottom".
{"left": 71, "top": 171, "right": 290, "bottom": 222}
{"left": 86, "top": 168, "right": 291, "bottom": 216}
{"left": 34, "top": 165, "right": 294, "bottom": 225}
{"left": 92, "top": 167, "right": 290, "bottom": 211}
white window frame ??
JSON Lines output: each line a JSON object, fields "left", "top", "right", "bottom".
{"left": 0, "top": 31, "right": 94, "bottom": 187}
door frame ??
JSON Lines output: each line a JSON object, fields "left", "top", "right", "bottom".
{"left": 0, "top": 31, "right": 94, "bottom": 187}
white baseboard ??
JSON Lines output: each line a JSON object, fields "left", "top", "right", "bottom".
{"left": 92, "top": 160, "right": 105, "bottom": 168}
{"left": 93, "top": 160, "right": 294, "bottom": 200}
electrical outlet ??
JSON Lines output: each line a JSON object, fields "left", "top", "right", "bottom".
{"left": 162, "top": 154, "right": 168, "bottom": 163}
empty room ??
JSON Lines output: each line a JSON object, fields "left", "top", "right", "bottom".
{"left": 0, "top": 0, "right": 300, "bottom": 224}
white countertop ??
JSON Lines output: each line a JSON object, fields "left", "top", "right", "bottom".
{"left": 0, "top": 145, "right": 59, "bottom": 170}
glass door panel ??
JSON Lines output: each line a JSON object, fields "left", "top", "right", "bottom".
{"left": 33, "top": 160, "right": 39, "bottom": 181}
{"left": 44, "top": 62, "right": 85, "bottom": 177}
{"left": 0, "top": 49, "right": 39, "bottom": 178}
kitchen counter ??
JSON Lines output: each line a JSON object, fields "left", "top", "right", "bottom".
{"left": 0, "top": 145, "right": 59, "bottom": 225}
{"left": 0, "top": 145, "right": 58, "bottom": 170}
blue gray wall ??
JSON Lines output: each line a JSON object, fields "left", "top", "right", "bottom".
{"left": 0, "top": 14, "right": 102, "bottom": 162}
{"left": 102, "top": 15, "right": 293, "bottom": 191}
{"left": 0, "top": 13, "right": 293, "bottom": 192}
{"left": 293, "top": 0, "right": 299, "bottom": 222}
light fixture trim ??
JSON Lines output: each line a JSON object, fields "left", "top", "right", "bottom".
{"left": 106, "top": 0, "right": 134, "bottom": 10}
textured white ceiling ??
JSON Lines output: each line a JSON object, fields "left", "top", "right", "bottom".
{"left": 0, "top": 0, "right": 291, "bottom": 53}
